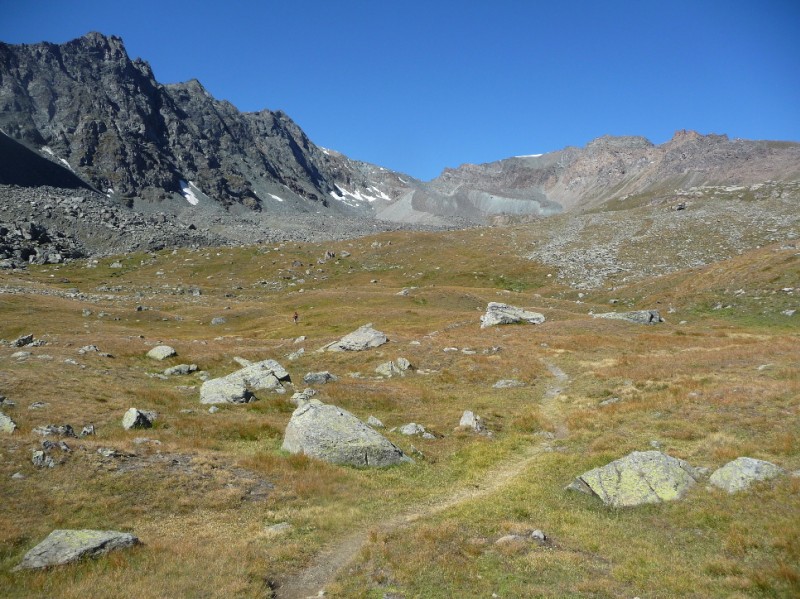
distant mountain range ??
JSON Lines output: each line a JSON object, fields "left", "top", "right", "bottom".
{"left": 1, "top": 32, "right": 799, "bottom": 225}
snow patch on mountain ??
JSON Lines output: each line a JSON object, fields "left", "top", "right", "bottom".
{"left": 180, "top": 180, "right": 201, "bottom": 205}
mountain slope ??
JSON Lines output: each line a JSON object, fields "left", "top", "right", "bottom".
{"left": 1, "top": 32, "right": 798, "bottom": 227}
{"left": 0, "top": 33, "right": 408, "bottom": 214}
{"left": 382, "top": 131, "right": 800, "bottom": 222}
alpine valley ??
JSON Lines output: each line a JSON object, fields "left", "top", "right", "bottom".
{"left": 0, "top": 33, "right": 798, "bottom": 599}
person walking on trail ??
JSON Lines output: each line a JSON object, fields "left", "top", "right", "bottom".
{"left": 293, "top": 311, "right": 299, "bottom": 324}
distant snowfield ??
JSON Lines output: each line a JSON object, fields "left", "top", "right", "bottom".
{"left": 268, "top": 193, "right": 284, "bottom": 202}
{"left": 515, "top": 153, "right": 543, "bottom": 158}
{"left": 180, "top": 180, "right": 201, "bottom": 205}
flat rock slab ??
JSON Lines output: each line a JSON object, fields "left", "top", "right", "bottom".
{"left": 282, "top": 401, "right": 412, "bottom": 467}
{"left": 568, "top": 450, "right": 700, "bottom": 507}
{"left": 15, "top": 529, "right": 139, "bottom": 570}
{"left": 709, "top": 457, "right": 784, "bottom": 493}
{"left": 592, "top": 310, "right": 663, "bottom": 324}
{"left": 480, "top": 302, "right": 545, "bottom": 328}
{"left": 321, "top": 324, "right": 388, "bottom": 351}
{"left": 146, "top": 345, "right": 176, "bottom": 360}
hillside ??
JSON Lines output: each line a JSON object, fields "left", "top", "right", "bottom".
{"left": 0, "top": 195, "right": 798, "bottom": 596}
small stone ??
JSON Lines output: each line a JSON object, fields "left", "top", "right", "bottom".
{"left": 458, "top": 410, "right": 486, "bottom": 434}
{"left": 367, "top": 415, "right": 385, "bottom": 428}
{"left": 303, "top": 371, "right": 337, "bottom": 385}
{"left": 495, "top": 534, "right": 524, "bottom": 545}
{"left": 398, "top": 423, "right": 426, "bottom": 436}
{"left": 599, "top": 397, "right": 621, "bottom": 406}
{"left": 493, "top": 379, "right": 525, "bottom": 389}
{"left": 28, "top": 401, "right": 47, "bottom": 410}
{"left": 11, "top": 472, "right": 24, "bottom": 480}
{"left": 32, "top": 450, "right": 55, "bottom": 468}
{"left": 122, "top": 408, "right": 155, "bottom": 430}
{"left": 0, "top": 411, "right": 17, "bottom": 433}
{"left": 208, "top": 406, "right": 220, "bottom": 414}
{"left": 163, "top": 364, "right": 198, "bottom": 376}
{"left": 80, "top": 424, "right": 95, "bottom": 437}
{"left": 264, "top": 522, "right": 293, "bottom": 537}
{"left": 709, "top": 457, "right": 784, "bottom": 493}
{"left": 211, "top": 317, "right": 226, "bottom": 325}
{"left": 531, "top": 529, "right": 547, "bottom": 541}
{"left": 13, "top": 334, "right": 34, "bottom": 347}
{"left": 33, "top": 424, "right": 76, "bottom": 437}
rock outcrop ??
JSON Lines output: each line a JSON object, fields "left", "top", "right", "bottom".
{"left": 480, "top": 303, "right": 545, "bottom": 328}
{"left": 708, "top": 457, "right": 784, "bottom": 493}
{"left": 282, "top": 401, "right": 411, "bottom": 467}
{"left": 14, "top": 529, "right": 139, "bottom": 570}
{"left": 567, "top": 450, "right": 700, "bottom": 507}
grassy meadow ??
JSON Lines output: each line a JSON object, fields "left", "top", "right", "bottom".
{"left": 0, "top": 223, "right": 798, "bottom": 598}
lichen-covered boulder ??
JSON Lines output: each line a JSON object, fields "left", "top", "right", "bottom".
{"left": 480, "top": 303, "right": 545, "bottom": 328}
{"left": 567, "top": 450, "right": 700, "bottom": 507}
{"left": 14, "top": 529, "right": 139, "bottom": 570}
{"left": 592, "top": 310, "right": 663, "bottom": 324}
{"left": 709, "top": 457, "right": 784, "bottom": 493}
{"left": 146, "top": 345, "right": 176, "bottom": 360}
{"left": 282, "top": 401, "right": 412, "bottom": 467}
{"left": 321, "top": 324, "right": 388, "bottom": 351}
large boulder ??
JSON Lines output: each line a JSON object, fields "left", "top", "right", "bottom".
{"left": 708, "top": 457, "right": 784, "bottom": 493}
{"left": 14, "top": 529, "right": 139, "bottom": 570}
{"left": 592, "top": 310, "right": 663, "bottom": 324}
{"left": 567, "top": 450, "right": 700, "bottom": 507}
{"left": 321, "top": 324, "right": 388, "bottom": 352}
{"left": 282, "top": 401, "right": 412, "bottom": 467}
{"left": 480, "top": 303, "right": 545, "bottom": 328}
{"left": 200, "top": 359, "right": 290, "bottom": 404}
{"left": 146, "top": 345, "right": 176, "bottom": 360}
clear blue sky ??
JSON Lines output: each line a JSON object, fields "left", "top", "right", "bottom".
{"left": 1, "top": 0, "right": 798, "bottom": 181}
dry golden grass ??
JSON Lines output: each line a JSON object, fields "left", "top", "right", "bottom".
{"left": 1, "top": 224, "right": 798, "bottom": 597}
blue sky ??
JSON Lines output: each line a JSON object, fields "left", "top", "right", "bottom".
{"left": 1, "top": 0, "right": 798, "bottom": 181}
